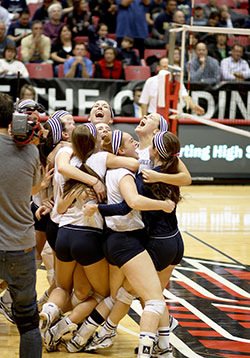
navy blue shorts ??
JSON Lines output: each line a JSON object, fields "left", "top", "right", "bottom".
{"left": 144, "top": 230, "right": 184, "bottom": 272}
{"left": 55, "top": 225, "right": 105, "bottom": 265}
{"left": 30, "top": 201, "right": 49, "bottom": 232}
{"left": 103, "top": 229, "right": 146, "bottom": 268}
{"left": 46, "top": 217, "right": 59, "bottom": 251}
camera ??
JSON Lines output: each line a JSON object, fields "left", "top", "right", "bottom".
{"left": 11, "top": 111, "right": 42, "bottom": 144}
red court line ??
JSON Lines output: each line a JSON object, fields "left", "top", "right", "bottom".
{"left": 238, "top": 322, "right": 250, "bottom": 328}
{"left": 171, "top": 313, "right": 200, "bottom": 319}
{"left": 196, "top": 272, "right": 248, "bottom": 299}
{"left": 216, "top": 306, "right": 250, "bottom": 314}
{"left": 188, "top": 330, "right": 222, "bottom": 337}
{"left": 218, "top": 354, "right": 250, "bottom": 358}
{"left": 199, "top": 340, "right": 250, "bottom": 353}
{"left": 176, "top": 281, "right": 213, "bottom": 299}
{"left": 178, "top": 322, "right": 210, "bottom": 327}
{"left": 225, "top": 269, "right": 250, "bottom": 281}
{"left": 168, "top": 306, "right": 189, "bottom": 311}
{"left": 227, "top": 313, "right": 250, "bottom": 321}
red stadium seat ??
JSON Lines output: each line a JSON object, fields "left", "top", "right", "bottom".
{"left": 227, "top": 35, "right": 249, "bottom": 47}
{"left": 74, "top": 36, "right": 88, "bottom": 44}
{"left": 144, "top": 49, "right": 166, "bottom": 61}
{"left": 28, "top": 3, "right": 43, "bottom": 18}
{"left": 239, "top": 0, "right": 249, "bottom": 8}
{"left": 107, "top": 33, "right": 116, "bottom": 40}
{"left": 17, "top": 46, "right": 22, "bottom": 61}
{"left": 124, "top": 66, "right": 151, "bottom": 81}
{"left": 58, "top": 64, "right": 64, "bottom": 78}
{"left": 26, "top": 63, "right": 53, "bottom": 78}
{"left": 232, "top": 8, "right": 249, "bottom": 15}
{"left": 217, "top": 0, "right": 237, "bottom": 7}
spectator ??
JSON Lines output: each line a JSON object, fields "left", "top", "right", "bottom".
{"left": 67, "top": 0, "right": 91, "bottom": 38}
{"left": 117, "top": 36, "right": 140, "bottom": 66}
{"left": 145, "top": 0, "right": 166, "bottom": 32}
{"left": 21, "top": 20, "right": 51, "bottom": 63}
{"left": 140, "top": 56, "right": 205, "bottom": 115}
{"left": 89, "top": 0, "right": 118, "bottom": 34}
{"left": 1, "top": 0, "right": 28, "bottom": 21}
{"left": 116, "top": 0, "right": 150, "bottom": 58}
{"left": 152, "top": 0, "right": 177, "bottom": 41}
{"left": 164, "top": 9, "right": 185, "bottom": 50}
{"left": 185, "top": 32, "right": 200, "bottom": 63}
{"left": 0, "top": 20, "right": 15, "bottom": 57}
{"left": 120, "top": 86, "right": 143, "bottom": 117}
{"left": 221, "top": 43, "right": 250, "bottom": 81}
{"left": 204, "top": 0, "right": 219, "bottom": 19}
{"left": 20, "top": 83, "right": 36, "bottom": 100}
{"left": 7, "top": 9, "right": 31, "bottom": 47}
{"left": 0, "top": 1, "right": 10, "bottom": 30}
{"left": 218, "top": 5, "right": 233, "bottom": 28}
{"left": 190, "top": 42, "right": 220, "bottom": 83}
{"left": 200, "top": 11, "right": 220, "bottom": 45}
{"left": 193, "top": 4, "right": 207, "bottom": 26}
{"left": 207, "top": 33, "right": 229, "bottom": 63}
{"left": 51, "top": 24, "right": 74, "bottom": 76}
{"left": 43, "top": 3, "right": 64, "bottom": 44}
{"left": 177, "top": 0, "right": 191, "bottom": 24}
{"left": 0, "top": 43, "right": 29, "bottom": 77}
{"left": 88, "top": 22, "right": 117, "bottom": 62}
{"left": 64, "top": 42, "right": 93, "bottom": 78}
{"left": 32, "top": 0, "right": 54, "bottom": 23}
{"left": 93, "top": 46, "right": 124, "bottom": 79}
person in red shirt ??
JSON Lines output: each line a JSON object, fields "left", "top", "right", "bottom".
{"left": 93, "top": 46, "right": 124, "bottom": 79}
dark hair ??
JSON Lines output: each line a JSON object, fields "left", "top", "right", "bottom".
{"left": 97, "top": 22, "right": 108, "bottom": 33}
{"left": 20, "top": 9, "right": 30, "bottom": 16}
{"left": 148, "top": 132, "right": 181, "bottom": 204}
{"left": 231, "top": 42, "right": 244, "bottom": 51}
{"left": 0, "top": 93, "right": 14, "bottom": 128}
{"left": 104, "top": 46, "right": 117, "bottom": 57}
{"left": 3, "top": 43, "right": 17, "bottom": 58}
{"left": 31, "top": 20, "right": 43, "bottom": 29}
{"left": 209, "top": 11, "right": 219, "bottom": 19}
{"left": 122, "top": 36, "right": 134, "bottom": 45}
{"left": 56, "top": 24, "right": 72, "bottom": 45}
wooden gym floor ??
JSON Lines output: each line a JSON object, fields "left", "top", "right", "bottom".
{"left": 0, "top": 185, "right": 250, "bottom": 358}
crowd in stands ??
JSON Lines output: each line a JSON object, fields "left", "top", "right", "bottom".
{"left": 0, "top": 0, "right": 250, "bottom": 82}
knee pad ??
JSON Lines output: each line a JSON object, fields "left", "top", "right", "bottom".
{"left": 71, "top": 289, "right": 94, "bottom": 308}
{"left": 116, "top": 287, "right": 135, "bottom": 306}
{"left": 103, "top": 296, "right": 115, "bottom": 311}
{"left": 15, "top": 310, "right": 40, "bottom": 335}
{"left": 92, "top": 292, "right": 104, "bottom": 304}
{"left": 144, "top": 299, "right": 165, "bottom": 317}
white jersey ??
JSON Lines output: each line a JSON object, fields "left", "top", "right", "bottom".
{"left": 59, "top": 151, "right": 109, "bottom": 229}
{"left": 136, "top": 146, "right": 153, "bottom": 173}
{"left": 50, "top": 146, "right": 73, "bottom": 224}
{"left": 104, "top": 168, "right": 144, "bottom": 232}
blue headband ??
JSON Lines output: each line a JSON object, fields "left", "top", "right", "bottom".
{"left": 159, "top": 115, "right": 168, "bottom": 132}
{"left": 111, "top": 130, "right": 123, "bottom": 155}
{"left": 47, "top": 110, "right": 69, "bottom": 145}
{"left": 83, "top": 123, "right": 97, "bottom": 138}
{"left": 153, "top": 131, "right": 169, "bottom": 160}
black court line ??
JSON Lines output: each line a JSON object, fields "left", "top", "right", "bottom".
{"left": 183, "top": 229, "right": 250, "bottom": 272}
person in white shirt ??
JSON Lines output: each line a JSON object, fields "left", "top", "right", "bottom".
{"left": 221, "top": 43, "right": 250, "bottom": 81}
{"left": 139, "top": 57, "right": 205, "bottom": 116}
{"left": 0, "top": 43, "right": 29, "bottom": 77}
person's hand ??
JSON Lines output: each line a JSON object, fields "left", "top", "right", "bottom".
{"left": 93, "top": 179, "right": 106, "bottom": 202}
{"left": 82, "top": 203, "right": 98, "bottom": 216}
{"left": 100, "top": 42, "right": 108, "bottom": 48}
{"left": 74, "top": 56, "right": 83, "bottom": 64}
{"left": 162, "top": 199, "right": 175, "bottom": 213}
{"left": 40, "top": 165, "right": 54, "bottom": 190}
{"left": 199, "top": 56, "right": 206, "bottom": 68}
{"left": 194, "top": 104, "right": 205, "bottom": 115}
{"left": 35, "top": 201, "right": 53, "bottom": 220}
{"left": 142, "top": 169, "right": 161, "bottom": 183}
